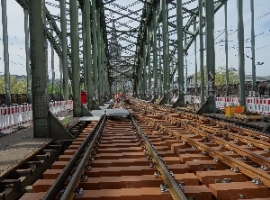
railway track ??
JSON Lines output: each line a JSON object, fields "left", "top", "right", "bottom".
{"left": 0, "top": 140, "right": 66, "bottom": 200}
{"left": 19, "top": 99, "right": 270, "bottom": 200}
{"left": 0, "top": 120, "right": 88, "bottom": 200}
{"left": 21, "top": 115, "right": 187, "bottom": 200}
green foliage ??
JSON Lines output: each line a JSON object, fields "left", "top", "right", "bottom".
{"left": 0, "top": 77, "right": 5, "bottom": 93}
{"left": 215, "top": 66, "right": 239, "bottom": 86}
{"left": 0, "top": 75, "right": 71, "bottom": 95}
{"left": 0, "top": 76, "right": 27, "bottom": 94}
{"left": 48, "top": 83, "right": 61, "bottom": 94}
{"left": 195, "top": 66, "right": 239, "bottom": 86}
{"left": 12, "top": 78, "right": 27, "bottom": 94}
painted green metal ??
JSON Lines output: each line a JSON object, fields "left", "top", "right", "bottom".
{"left": 224, "top": 2, "right": 229, "bottom": 96}
{"left": 158, "top": 27, "right": 162, "bottom": 98}
{"left": 147, "top": 35, "right": 151, "bottom": 97}
{"left": 50, "top": 24, "right": 55, "bottom": 99}
{"left": 82, "top": 8, "right": 87, "bottom": 92}
{"left": 44, "top": 3, "right": 49, "bottom": 97}
{"left": 101, "top": 38, "right": 105, "bottom": 99}
{"left": 29, "top": 0, "right": 50, "bottom": 137}
{"left": 176, "top": 0, "right": 184, "bottom": 106}
{"left": 143, "top": 42, "right": 147, "bottom": 98}
{"left": 100, "top": 37, "right": 106, "bottom": 102}
{"left": 84, "top": 0, "right": 95, "bottom": 110}
{"left": 237, "top": 0, "right": 246, "bottom": 106}
{"left": 250, "top": 0, "right": 256, "bottom": 92}
{"left": 70, "top": 0, "right": 81, "bottom": 117}
{"left": 184, "top": 34, "right": 188, "bottom": 94}
{"left": 138, "top": 57, "right": 143, "bottom": 98}
{"left": 97, "top": 7, "right": 103, "bottom": 105}
{"left": 59, "top": 57, "right": 64, "bottom": 99}
{"left": 162, "top": 0, "right": 170, "bottom": 103}
{"left": 205, "top": 0, "right": 215, "bottom": 113}
{"left": 24, "top": 8, "right": 32, "bottom": 104}
{"left": 153, "top": 1, "right": 158, "bottom": 100}
{"left": 92, "top": 0, "right": 98, "bottom": 102}
{"left": 147, "top": 18, "right": 152, "bottom": 97}
{"left": 1, "top": 0, "right": 11, "bottom": 106}
{"left": 60, "top": 0, "right": 69, "bottom": 100}
{"left": 194, "top": 19, "right": 198, "bottom": 96}
{"left": 199, "top": 0, "right": 205, "bottom": 103}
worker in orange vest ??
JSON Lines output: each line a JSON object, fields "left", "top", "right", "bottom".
{"left": 115, "top": 92, "right": 120, "bottom": 103}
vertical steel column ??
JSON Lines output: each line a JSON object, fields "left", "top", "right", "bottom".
{"left": 162, "top": 0, "right": 170, "bottom": 103}
{"left": 224, "top": 2, "right": 229, "bottom": 96}
{"left": 250, "top": 0, "right": 256, "bottom": 92}
{"left": 147, "top": 25, "right": 152, "bottom": 97}
{"left": 44, "top": 3, "right": 49, "bottom": 92}
{"left": 153, "top": 2, "right": 158, "bottom": 99}
{"left": 24, "top": 8, "right": 32, "bottom": 103}
{"left": 205, "top": 0, "right": 215, "bottom": 112}
{"left": 143, "top": 43, "right": 147, "bottom": 98}
{"left": 177, "top": 0, "right": 184, "bottom": 106}
{"left": 82, "top": 6, "right": 87, "bottom": 92}
{"left": 138, "top": 57, "right": 143, "bottom": 97}
{"left": 60, "top": 0, "right": 69, "bottom": 100}
{"left": 1, "top": 0, "right": 10, "bottom": 106}
{"left": 92, "top": 0, "right": 98, "bottom": 101}
{"left": 102, "top": 40, "right": 107, "bottom": 97}
{"left": 84, "top": 0, "right": 94, "bottom": 109}
{"left": 194, "top": 20, "right": 198, "bottom": 95}
{"left": 158, "top": 27, "right": 162, "bottom": 98}
{"left": 70, "top": 0, "right": 81, "bottom": 116}
{"left": 184, "top": 34, "right": 188, "bottom": 94}
{"left": 29, "top": 0, "right": 49, "bottom": 137}
{"left": 100, "top": 37, "right": 105, "bottom": 99}
{"left": 59, "top": 57, "right": 63, "bottom": 98}
{"left": 50, "top": 24, "right": 55, "bottom": 100}
{"left": 237, "top": 0, "right": 245, "bottom": 106}
{"left": 96, "top": 7, "right": 102, "bottom": 103}
{"left": 199, "top": 0, "right": 205, "bottom": 103}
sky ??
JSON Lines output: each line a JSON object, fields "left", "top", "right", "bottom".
{"left": 0, "top": 0, "right": 269, "bottom": 79}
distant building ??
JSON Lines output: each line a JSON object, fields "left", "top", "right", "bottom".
{"left": 245, "top": 75, "right": 270, "bottom": 82}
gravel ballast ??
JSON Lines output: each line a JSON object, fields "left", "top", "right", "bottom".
{"left": 0, "top": 127, "right": 51, "bottom": 177}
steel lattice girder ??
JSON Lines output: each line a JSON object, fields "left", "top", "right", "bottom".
{"left": 16, "top": 0, "right": 227, "bottom": 91}
{"left": 135, "top": 0, "right": 227, "bottom": 84}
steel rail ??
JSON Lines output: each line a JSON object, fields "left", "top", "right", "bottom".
{"left": 134, "top": 101, "right": 270, "bottom": 155}
{"left": 185, "top": 124, "right": 270, "bottom": 166}
{"left": 196, "top": 123, "right": 270, "bottom": 151}
{"left": 60, "top": 116, "right": 107, "bottom": 200}
{"left": 136, "top": 113, "right": 270, "bottom": 188}
{"left": 133, "top": 100, "right": 269, "bottom": 142}
{"left": 43, "top": 116, "right": 106, "bottom": 200}
{"left": 131, "top": 116, "right": 187, "bottom": 200}
{"left": 215, "top": 121, "right": 270, "bottom": 141}
{"left": 138, "top": 110, "right": 270, "bottom": 167}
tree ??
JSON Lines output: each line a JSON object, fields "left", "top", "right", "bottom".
{"left": 0, "top": 77, "right": 5, "bottom": 93}
{"left": 215, "top": 66, "right": 239, "bottom": 86}
{"left": 195, "top": 66, "right": 239, "bottom": 86}
{"left": 48, "top": 83, "right": 61, "bottom": 94}
{"left": 12, "top": 78, "right": 27, "bottom": 94}
{"left": 0, "top": 76, "right": 27, "bottom": 94}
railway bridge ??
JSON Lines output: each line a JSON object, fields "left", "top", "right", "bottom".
{"left": 0, "top": 0, "right": 270, "bottom": 199}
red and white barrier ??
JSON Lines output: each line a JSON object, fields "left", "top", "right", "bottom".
{"left": 49, "top": 100, "right": 73, "bottom": 115}
{"left": 0, "top": 104, "right": 33, "bottom": 132}
{"left": 0, "top": 100, "right": 73, "bottom": 132}
{"left": 193, "top": 96, "right": 201, "bottom": 104}
{"left": 264, "top": 99, "right": 270, "bottom": 115}
{"left": 216, "top": 97, "right": 225, "bottom": 109}
{"left": 173, "top": 95, "right": 270, "bottom": 116}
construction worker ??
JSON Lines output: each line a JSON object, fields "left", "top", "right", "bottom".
{"left": 115, "top": 92, "right": 120, "bottom": 103}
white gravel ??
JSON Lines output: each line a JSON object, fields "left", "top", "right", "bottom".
{"left": 0, "top": 127, "right": 51, "bottom": 177}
